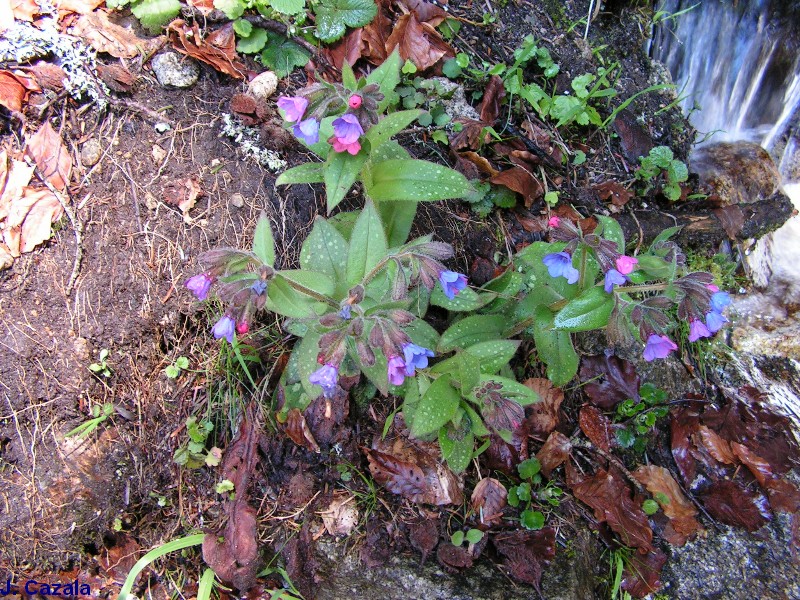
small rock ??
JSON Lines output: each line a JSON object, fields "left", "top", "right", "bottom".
{"left": 248, "top": 71, "right": 278, "bottom": 102}
{"left": 72, "top": 337, "right": 90, "bottom": 361}
{"left": 0, "top": 245, "right": 13, "bottom": 270}
{"left": 145, "top": 192, "right": 158, "bottom": 210}
{"left": 155, "top": 122, "right": 171, "bottom": 134}
{"left": 81, "top": 139, "right": 103, "bottom": 166}
{"left": 229, "top": 193, "right": 245, "bottom": 208}
{"left": 151, "top": 52, "right": 199, "bottom": 88}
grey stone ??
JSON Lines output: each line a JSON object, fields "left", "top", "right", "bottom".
{"left": 151, "top": 51, "right": 199, "bottom": 88}
{"left": 80, "top": 138, "right": 102, "bottom": 166}
{"left": 248, "top": 71, "right": 278, "bottom": 102}
{"left": 229, "top": 193, "right": 245, "bottom": 208}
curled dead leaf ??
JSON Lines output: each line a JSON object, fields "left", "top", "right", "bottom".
{"left": 633, "top": 465, "right": 701, "bottom": 546}
{"left": 731, "top": 441, "right": 773, "bottom": 487}
{"left": 319, "top": 492, "right": 359, "bottom": 537}
{"left": 694, "top": 425, "right": 736, "bottom": 465}
{"left": 701, "top": 480, "right": 771, "bottom": 532}
{"left": 28, "top": 62, "right": 66, "bottom": 91}
{"left": 409, "top": 517, "right": 439, "bottom": 564}
{"left": 536, "top": 431, "right": 571, "bottom": 478}
{"left": 471, "top": 477, "right": 507, "bottom": 527}
{"left": 163, "top": 176, "right": 203, "bottom": 215}
{"left": 0, "top": 152, "right": 35, "bottom": 221}
{"left": 491, "top": 166, "right": 543, "bottom": 208}
{"left": 594, "top": 181, "right": 634, "bottom": 209}
{"left": 0, "top": 70, "right": 38, "bottom": 111}
{"left": 96, "top": 64, "right": 135, "bottom": 93}
{"left": 579, "top": 405, "right": 618, "bottom": 453}
{"left": 168, "top": 20, "right": 245, "bottom": 79}
{"left": 72, "top": 11, "right": 163, "bottom": 58}
{"left": 284, "top": 408, "right": 320, "bottom": 453}
{"left": 493, "top": 529, "right": 556, "bottom": 592}
{"left": 3, "top": 187, "right": 64, "bottom": 257}
{"left": 524, "top": 377, "right": 564, "bottom": 435}
{"left": 621, "top": 549, "right": 667, "bottom": 599}
{"left": 579, "top": 354, "right": 640, "bottom": 410}
{"left": 26, "top": 122, "right": 72, "bottom": 190}
{"left": 385, "top": 13, "right": 453, "bottom": 71}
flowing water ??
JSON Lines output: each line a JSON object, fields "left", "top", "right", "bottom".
{"left": 653, "top": 0, "right": 800, "bottom": 303}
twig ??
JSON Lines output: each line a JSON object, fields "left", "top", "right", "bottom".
{"left": 120, "top": 163, "right": 143, "bottom": 232}
{"left": 34, "top": 169, "right": 83, "bottom": 296}
{"left": 106, "top": 97, "right": 174, "bottom": 126}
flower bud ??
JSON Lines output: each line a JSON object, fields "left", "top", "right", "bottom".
{"left": 348, "top": 95, "right": 362, "bottom": 109}
{"left": 356, "top": 339, "right": 375, "bottom": 366}
{"left": 388, "top": 310, "right": 415, "bottom": 325}
{"left": 348, "top": 285, "right": 365, "bottom": 303}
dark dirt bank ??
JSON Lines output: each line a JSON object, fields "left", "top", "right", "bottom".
{"left": 1, "top": 1, "right": 798, "bottom": 599}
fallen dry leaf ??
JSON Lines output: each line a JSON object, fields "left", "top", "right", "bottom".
{"left": 765, "top": 478, "right": 800, "bottom": 513}
{"left": 0, "top": 70, "right": 38, "bottom": 111}
{"left": 409, "top": 517, "right": 439, "bottom": 564}
{"left": 700, "top": 480, "right": 771, "bottom": 532}
{"left": 10, "top": 0, "right": 41, "bottom": 21}
{"left": 168, "top": 20, "right": 245, "bottom": 79}
{"left": 479, "top": 75, "right": 505, "bottom": 124}
{"left": 579, "top": 354, "right": 640, "bottom": 409}
{"left": 524, "top": 377, "right": 563, "bottom": 435}
{"left": 491, "top": 166, "right": 543, "bottom": 208}
{"left": 694, "top": 425, "right": 736, "bottom": 465}
{"left": 483, "top": 433, "right": 527, "bottom": 475}
{"left": 163, "top": 176, "right": 203, "bottom": 214}
{"left": 186, "top": 0, "right": 215, "bottom": 13}
{"left": 579, "top": 405, "right": 618, "bottom": 453}
{"left": 621, "top": 548, "right": 667, "bottom": 599}
{"left": 28, "top": 62, "right": 66, "bottom": 91}
{"left": 284, "top": 408, "right": 320, "bottom": 453}
{"left": 436, "top": 543, "right": 474, "bottom": 571}
{"left": 731, "top": 441, "right": 773, "bottom": 487}
{"left": 670, "top": 403, "right": 702, "bottom": 485}
{"left": 385, "top": 12, "right": 453, "bottom": 71}
{"left": 493, "top": 528, "right": 556, "bottom": 592}
{"left": 633, "top": 465, "right": 701, "bottom": 546}
{"left": 55, "top": 0, "right": 103, "bottom": 15}
{"left": 323, "top": 28, "right": 364, "bottom": 72}
{"left": 26, "top": 122, "right": 72, "bottom": 190}
{"left": 96, "top": 63, "right": 135, "bottom": 93}
{"left": 319, "top": 492, "right": 359, "bottom": 537}
{"left": 471, "top": 477, "right": 507, "bottom": 527}
{"left": 231, "top": 93, "right": 269, "bottom": 126}
{"left": 536, "top": 431, "right": 571, "bottom": 478}
{"left": 98, "top": 534, "right": 140, "bottom": 582}
{"left": 360, "top": 0, "right": 391, "bottom": 64}
{"left": 72, "top": 11, "right": 163, "bottom": 58}
{"left": 568, "top": 464, "right": 653, "bottom": 552}
{"left": 594, "top": 181, "right": 634, "bottom": 210}
{"left": 0, "top": 152, "right": 35, "bottom": 221}
{"left": 3, "top": 187, "right": 64, "bottom": 257}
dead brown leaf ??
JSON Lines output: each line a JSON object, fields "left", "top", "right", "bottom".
{"left": 0, "top": 70, "right": 38, "bottom": 111}
{"left": 28, "top": 62, "right": 66, "bottom": 91}
{"left": 0, "top": 152, "right": 35, "bottom": 221}
{"left": 694, "top": 425, "right": 736, "bottom": 465}
{"left": 568, "top": 464, "right": 653, "bottom": 552}
{"left": 765, "top": 478, "right": 800, "bottom": 514}
{"left": 633, "top": 465, "right": 701, "bottom": 546}
{"left": 536, "top": 431, "right": 571, "bottom": 478}
{"left": 26, "top": 122, "right": 72, "bottom": 190}
{"left": 98, "top": 534, "right": 140, "bottom": 582}
{"left": 670, "top": 404, "right": 702, "bottom": 485}
{"left": 579, "top": 354, "right": 640, "bottom": 410}
{"left": 360, "top": 0, "right": 391, "bottom": 64}
{"left": 97, "top": 63, "right": 135, "bottom": 93}
{"left": 168, "top": 20, "right": 245, "bottom": 79}
{"left": 54, "top": 0, "right": 103, "bottom": 15}
{"left": 11, "top": 0, "right": 41, "bottom": 21}
{"left": 323, "top": 28, "right": 364, "bottom": 72}
{"left": 524, "top": 377, "right": 563, "bottom": 435}
{"left": 621, "top": 549, "right": 667, "bottom": 599}
{"left": 731, "top": 441, "right": 773, "bottom": 487}
{"left": 3, "top": 187, "right": 64, "bottom": 257}
{"left": 459, "top": 151, "right": 499, "bottom": 178}
{"left": 385, "top": 12, "right": 453, "bottom": 71}
{"left": 304, "top": 384, "right": 350, "bottom": 446}
{"left": 471, "top": 477, "right": 507, "bottom": 527}
{"left": 713, "top": 205, "right": 745, "bottom": 239}
{"left": 491, "top": 166, "right": 543, "bottom": 208}
{"left": 479, "top": 75, "right": 505, "bottom": 124}
{"left": 163, "top": 176, "right": 203, "bottom": 214}
{"left": 186, "top": 0, "right": 216, "bottom": 13}
{"left": 72, "top": 11, "right": 163, "bottom": 58}
{"left": 493, "top": 529, "right": 556, "bottom": 592}
{"left": 579, "top": 404, "right": 618, "bottom": 453}
{"left": 284, "top": 408, "right": 320, "bottom": 453}
{"left": 594, "top": 181, "right": 634, "bottom": 210}
{"left": 701, "top": 480, "right": 771, "bottom": 531}
{"left": 319, "top": 492, "right": 359, "bottom": 537}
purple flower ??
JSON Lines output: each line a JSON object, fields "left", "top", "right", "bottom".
{"left": 688, "top": 319, "right": 712, "bottom": 342}
{"left": 542, "top": 252, "right": 580, "bottom": 284}
{"left": 309, "top": 363, "right": 339, "bottom": 398}
{"left": 293, "top": 118, "right": 320, "bottom": 144}
{"left": 439, "top": 270, "right": 468, "bottom": 299}
{"left": 710, "top": 291, "right": 731, "bottom": 313}
{"left": 186, "top": 273, "right": 213, "bottom": 300}
{"left": 332, "top": 113, "right": 364, "bottom": 145}
{"left": 603, "top": 268, "right": 627, "bottom": 293}
{"left": 387, "top": 355, "right": 407, "bottom": 386}
{"left": 211, "top": 315, "right": 236, "bottom": 344}
{"left": 277, "top": 96, "right": 308, "bottom": 123}
{"left": 643, "top": 334, "right": 678, "bottom": 362}
{"left": 402, "top": 343, "right": 434, "bottom": 376}
{"left": 705, "top": 310, "right": 728, "bottom": 333}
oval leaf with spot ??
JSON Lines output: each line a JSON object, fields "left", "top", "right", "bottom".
{"left": 553, "top": 286, "right": 615, "bottom": 332}
{"left": 437, "top": 314, "right": 507, "bottom": 353}
{"left": 409, "top": 375, "right": 461, "bottom": 438}
{"left": 365, "top": 159, "right": 473, "bottom": 202}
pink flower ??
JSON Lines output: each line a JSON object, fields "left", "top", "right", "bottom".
{"left": 616, "top": 255, "right": 638, "bottom": 275}
{"left": 348, "top": 95, "right": 362, "bottom": 109}
{"left": 236, "top": 321, "right": 249, "bottom": 335}
{"left": 277, "top": 96, "right": 308, "bottom": 123}
{"left": 387, "top": 355, "right": 407, "bottom": 386}
{"left": 643, "top": 334, "right": 678, "bottom": 362}
{"left": 548, "top": 216, "right": 560, "bottom": 228}
{"left": 707, "top": 284, "right": 720, "bottom": 293}
{"left": 331, "top": 138, "right": 361, "bottom": 155}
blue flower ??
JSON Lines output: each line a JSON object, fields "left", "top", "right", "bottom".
{"left": 705, "top": 310, "right": 728, "bottom": 333}
{"left": 211, "top": 315, "right": 235, "bottom": 344}
{"left": 332, "top": 113, "right": 364, "bottom": 145}
{"left": 402, "top": 343, "right": 435, "bottom": 376}
{"left": 710, "top": 291, "right": 731, "bottom": 313}
{"left": 439, "top": 270, "right": 468, "bottom": 299}
{"left": 251, "top": 280, "right": 267, "bottom": 295}
{"left": 339, "top": 304, "right": 352, "bottom": 320}
{"left": 186, "top": 273, "right": 213, "bottom": 300}
{"left": 309, "top": 363, "right": 339, "bottom": 398}
{"left": 603, "top": 268, "right": 627, "bottom": 293}
{"left": 292, "top": 118, "right": 320, "bottom": 144}
{"left": 542, "top": 252, "right": 579, "bottom": 284}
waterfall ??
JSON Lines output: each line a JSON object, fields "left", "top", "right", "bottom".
{"left": 652, "top": 0, "right": 800, "bottom": 152}
{"left": 652, "top": 0, "right": 800, "bottom": 299}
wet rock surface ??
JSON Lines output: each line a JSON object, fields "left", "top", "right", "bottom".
{"left": 691, "top": 142, "right": 781, "bottom": 206}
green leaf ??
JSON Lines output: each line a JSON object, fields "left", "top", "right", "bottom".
{"left": 296, "top": 329, "right": 324, "bottom": 400}
{"left": 520, "top": 509, "right": 545, "bottom": 530}
{"left": 668, "top": 160, "right": 688, "bottom": 183}
{"left": 270, "top": 0, "right": 305, "bottom": 15}
{"left": 365, "top": 159, "right": 472, "bottom": 202}
{"left": 403, "top": 318, "right": 440, "bottom": 352}
{"left": 430, "top": 286, "right": 495, "bottom": 312}
{"left": 252, "top": 213, "right": 275, "bottom": 266}
{"left": 596, "top": 215, "right": 625, "bottom": 253}
{"left": 267, "top": 276, "right": 319, "bottom": 318}
{"left": 214, "top": 0, "right": 245, "bottom": 18}
{"left": 346, "top": 200, "right": 387, "bottom": 286}
{"left": 409, "top": 376, "right": 460, "bottom": 438}
{"left": 649, "top": 146, "right": 674, "bottom": 169}
{"left": 366, "top": 48, "right": 401, "bottom": 111}
{"left": 165, "top": 365, "right": 180, "bottom": 379}
{"left": 261, "top": 32, "right": 310, "bottom": 77}
{"left": 275, "top": 162, "right": 325, "bottom": 185}
{"left": 437, "top": 314, "right": 506, "bottom": 353}
{"left": 518, "top": 458, "right": 541, "bottom": 479}
{"left": 131, "top": 0, "right": 181, "bottom": 32}
{"left": 236, "top": 28, "right": 268, "bottom": 54}
{"left": 118, "top": 535, "right": 206, "bottom": 600}
{"left": 439, "top": 427, "right": 474, "bottom": 473}
{"left": 325, "top": 149, "right": 369, "bottom": 213}
{"left": 233, "top": 18, "right": 252, "bottom": 36}
{"left": 315, "top": 0, "right": 377, "bottom": 43}
{"left": 361, "top": 351, "right": 389, "bottom": 396}
{"left": 533, "top": 305, "right": 578, "bottom": 387}
{"left": 175, "top": 356, "right": 189, "bottom": 369}
{"left": 341, "top": 60, "right": 357, "bottom": 90}
{"left": 370, "top": 140, "right": 410, "bottom": 163}
{"left": 376, "top": 200, "right": 417, "bottom": 247}
{"left": 642, "top": 499, "right": 659, "bottom": 515}
{"left": 649, "top": 226, "right": 682, "bottom": 248}
{"left": 366, "top": 110, "right": 423, "bottom": 151}
{"left": 451, "top": 530, "right": 465, "bottom": 546}
{"left": 463, "top": 340, "right": 520, "bottom": 374}
{"left": 465, "top": 529, "right": 483, "bottom": 544}
{"left": 300, "top": 216, "right": 349, "bottom": 298}
{"left": 553, "top": 286, "right": 615, "bottom": 332}
{"left": 471, "top": 375, "right": 538, "bottom": 406}
{"left": 442, "top": 58, "right": 462, "bottom": 78}
{"left": 277, "top": 269, "right": 334, "bottom": 296}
